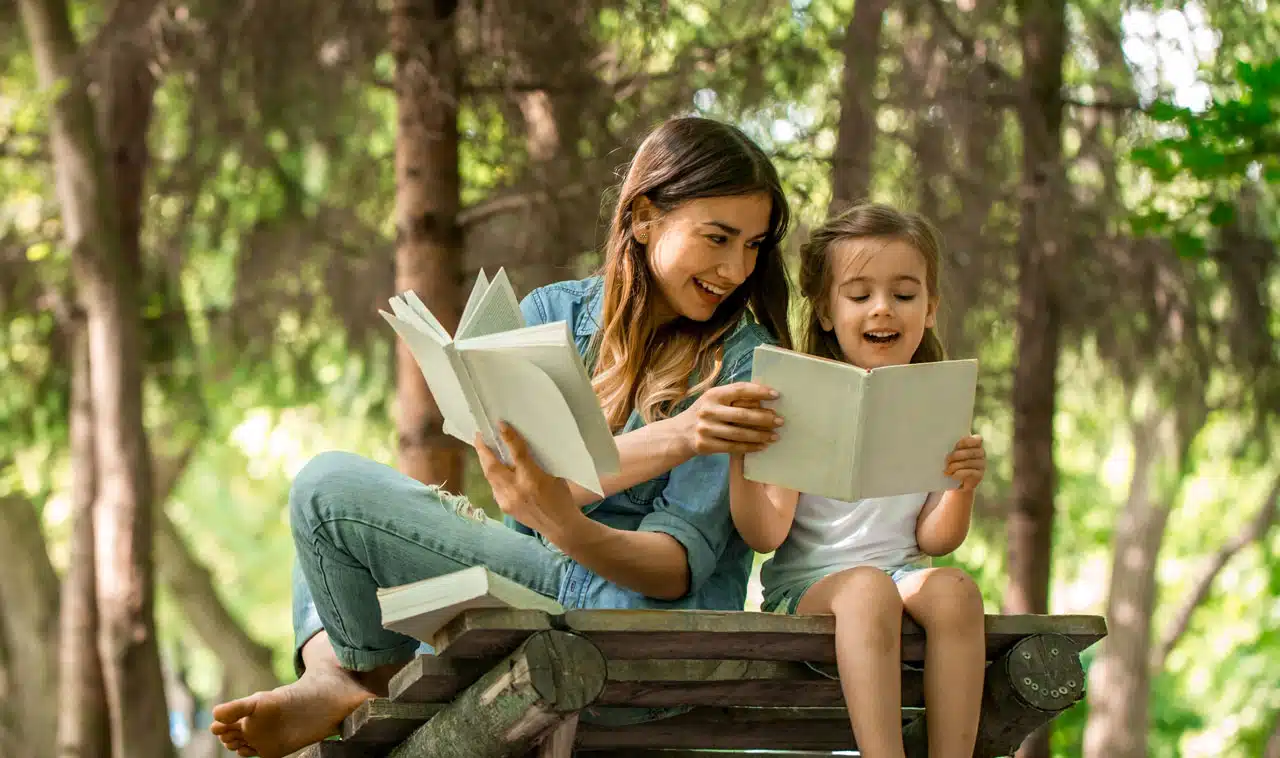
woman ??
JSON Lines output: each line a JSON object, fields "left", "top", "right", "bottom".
{"left": 211, "top": 116, "right": 793, "bottom": 758}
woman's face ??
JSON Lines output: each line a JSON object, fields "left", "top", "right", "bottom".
{"left": 635, "top": 192, "right": 773, "bottom": 324}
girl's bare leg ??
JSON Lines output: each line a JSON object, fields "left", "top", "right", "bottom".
{"left": 897, "top": 566, "right": 986, "bottom": 758}
{"left": 798, "top": 566, "right": 907, "bottom": 758}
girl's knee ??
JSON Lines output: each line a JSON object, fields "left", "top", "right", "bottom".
{"left": 830, "top": 566, "right": 902, "bottom": 617}
{"left": 914, "top": 567, "right": 984, "bottom": 630}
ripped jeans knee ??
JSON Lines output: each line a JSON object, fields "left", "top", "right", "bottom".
{"left": 426, "top": 483, "right": 490, "bottom": 524}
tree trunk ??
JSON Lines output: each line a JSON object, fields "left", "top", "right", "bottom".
{"left": 0, "top": 496, "right": 61, "bottom": 758}
{"left": 155, "top": 512, "right": 280, "bottom": 696}
{"left": 828, "top": 0, "right": 889, "bottom": 214}
{"left": 1006, "top": 2, "right": 1066, "bottom": 758}
{"left": 391, "top": 0, "right": 466, "bottom": 487}
{"left": 18, "top": 0, "right": 172, "bottom": 755}
{"left": 57, "top": 325, "right": 112, "bottom": 758}
{"left": 1081, "top": 414, "right": 1167, "bottom": 758}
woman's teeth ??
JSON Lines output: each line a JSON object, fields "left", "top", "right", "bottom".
{"left": 695, "top": 279, "right": 727, "bottom": 296}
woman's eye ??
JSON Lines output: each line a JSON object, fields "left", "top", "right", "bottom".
{"left": 746, "top": 239, "right": 763, "bottom": 250}
{"left": 706, "top": 235, "right": 727, "bottom": 245}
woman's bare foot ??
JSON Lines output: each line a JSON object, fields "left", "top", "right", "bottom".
{"left": 209, "top": 665, "right": 375, "bottom": 758}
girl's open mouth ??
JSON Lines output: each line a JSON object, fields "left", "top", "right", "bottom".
{"left": 864, "top": 330, "right": 900, "bottom": 345}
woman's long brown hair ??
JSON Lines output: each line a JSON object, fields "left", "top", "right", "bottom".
{"left": 592, "top": 117, "right": 793, "bottom": 430}
{"left": 799, "top": 202, "right": 946, "bottom": 365}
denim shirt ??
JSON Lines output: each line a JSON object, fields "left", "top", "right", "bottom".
{"left": 509, "top": 275, "right": 776, "bottom": 612}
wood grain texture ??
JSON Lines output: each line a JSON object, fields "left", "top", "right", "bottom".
{"left": 387, "top": 629, "right": 606, "bottom": 758}
{"left": 432, "top": 608, "right": 1107, "bottom": 664}
{"left": 389, "top": 654, "right": 925, "bottom": 708}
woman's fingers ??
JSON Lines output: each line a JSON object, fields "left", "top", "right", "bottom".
{"left": 698, "top": 420, "right": 779, "bottom": 445}
{"left": 706, "top": 404, "right": 782, "bottom": 430}
{"left": 716, "top": 382, "right": 779, "bottom": 405}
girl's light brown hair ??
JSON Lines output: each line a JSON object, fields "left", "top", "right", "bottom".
{"left": 593, "top": 116, "right": 793, "bottom": 430}
{"left": 799, "top": 202, "right": 945, "bottom": 364}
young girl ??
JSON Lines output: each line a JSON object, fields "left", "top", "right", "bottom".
{"left": 211, "top": 116, "right": 794, "bottom": 758}
{"left": 730, "top": 203, "right": 988, "bottom": 758}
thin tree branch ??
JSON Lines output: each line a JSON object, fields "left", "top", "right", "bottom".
{"left": 924, "top": 0, "right": 1016, "bottom": 86}
{"left": 1152, "top": 471, "right": 1280, "bottom": 670}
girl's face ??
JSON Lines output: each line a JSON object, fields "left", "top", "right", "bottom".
{"left": 635, "top": 193, "right": 772, "bottom": 324}
{"left": 821, "top": 236, "right": 937, "bottom": 370}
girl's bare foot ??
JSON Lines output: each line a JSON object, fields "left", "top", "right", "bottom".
{"left": 209, "top": 665, "right": 375, "bottom": 758}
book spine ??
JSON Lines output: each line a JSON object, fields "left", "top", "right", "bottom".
{"left": 847, "top": 371, "right": 868, "bottom": 500}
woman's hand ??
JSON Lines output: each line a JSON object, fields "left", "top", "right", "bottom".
{"left": 676, "top": 382, "right": 783, "bottom": 457}
{"left": 944, "top": 434, "right": 986, "bottom": 491}
{"left": 475, "top": 422, "right": 583, "bottom": 540}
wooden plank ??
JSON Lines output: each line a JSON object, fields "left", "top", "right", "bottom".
{"left": 388, "top": 629, "right": 607, "bottom": 758}
{"left": 432, "top": 609, "right": 1108, "bottom": 664}
{"left": 388, "top": 654, "right": 924, "bottom": 709}
{"left": 430, "top": 608, "right": 552, "bottom": 659}
{"left": 601, "top": 659, "right": 924, "bottom": 708}
{"left": 573, "top": 706, "right": 920, "bottom": 752}
{"left": 388, "top": 654, "right": 489, "bottom": 703}
{"left": 576, "top": 752, "right": 847, "bottom": 758}
{"left": 340, "top": 699, "right": 441, "bottom": 744}
{"left": 291, "top": 741, "right": 383, "bottom": 758}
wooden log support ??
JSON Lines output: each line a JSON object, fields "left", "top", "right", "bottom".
{"left": 974, "top": 632, "right": 1087, "bottom": 756}
{"left": 387, "top": 629, "right": 607, "bottom": 758}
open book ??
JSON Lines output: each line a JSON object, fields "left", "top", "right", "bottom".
{"left": 380, "top": 268, "right": 620, "bottom": 496}
{"left": 743, "top": 345, "right": 979, "bottom": 502}
{"left": 378, "top": 566, "right": 564, "bottom": 644}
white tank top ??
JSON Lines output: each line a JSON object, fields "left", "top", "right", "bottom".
{"left": 760, "top": 490, "right": 939, "bottom": 593}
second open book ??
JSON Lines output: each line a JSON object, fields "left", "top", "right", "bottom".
{"left": 744, "top": 345, "right": 979, "bottom": 502}
{"left": 379, "top": 268, "right": 620, "bottom": 496}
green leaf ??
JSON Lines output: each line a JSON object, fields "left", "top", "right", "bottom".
{"left": 1208, "top": 201, "right": 1236, "bottom": 227}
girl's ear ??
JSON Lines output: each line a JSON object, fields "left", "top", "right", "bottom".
{"left": 925, "top": 295, "right": 939, "bottom": 329}
{"left": 816, "top": 300, "right": 834, "bottom": 331}
{"left": 631, "top": 196, "right": 657, "bottom": 243}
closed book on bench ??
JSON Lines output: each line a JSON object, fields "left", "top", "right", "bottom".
{"left": 743, "top": 344, "right": 979, "bottom": 501}
{"left": 378, "top": 566, "right": 565, "bottom": 643}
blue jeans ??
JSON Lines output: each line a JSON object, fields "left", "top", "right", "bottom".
{"left": 289, "top": 450, "right": 571, "bottom": 674}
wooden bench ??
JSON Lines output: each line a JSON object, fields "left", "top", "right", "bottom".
{"left": 298, "top": 608, "right": 1106, "bottom": 758}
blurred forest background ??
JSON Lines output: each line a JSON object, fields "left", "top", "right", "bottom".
{"left": 1, "top": 0, "right": 1277, "bottom": 757}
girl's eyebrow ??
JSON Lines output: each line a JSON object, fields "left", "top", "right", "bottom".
{"left": 840, "top": 273, "right": 924, "bottom": 286}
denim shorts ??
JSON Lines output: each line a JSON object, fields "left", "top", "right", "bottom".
{"left": 760, "top": 561, "right": 931, "bottom": 616}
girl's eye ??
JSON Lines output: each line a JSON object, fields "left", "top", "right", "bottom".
{"left": 849, "top": 294, "right": 870, "bottom": 303}
{"left": 895, "top": 294, "right": 917, "bottom": 302}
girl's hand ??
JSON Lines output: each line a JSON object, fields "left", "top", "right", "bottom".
{"left": 677, "top": 382, "right": 783, "bottom": 457}
{"left": 944, "top": 434, "right": 986, "bottom": 491}
{"left": 475, "top": 423, "right": 582, "bottom": 539}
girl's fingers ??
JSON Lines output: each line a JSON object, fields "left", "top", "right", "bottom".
{"left": 947, "top": 448, "right": 986, "bottom": 463}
